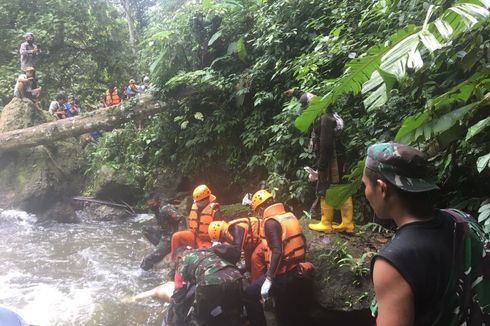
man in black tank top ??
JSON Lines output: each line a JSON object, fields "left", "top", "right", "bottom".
{"left": 362, "top": 142, "right": 450, "bottom": 326}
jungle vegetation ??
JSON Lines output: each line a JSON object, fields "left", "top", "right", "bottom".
{"left": 1, "top": 0, "right": 489, "bottom": 229}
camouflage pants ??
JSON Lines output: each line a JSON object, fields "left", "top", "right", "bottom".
{"left": 189, "top": 278, "right": 243, "bottom": 326}
{"left": 141, "top": 225, "right": 171, "bottom": 270}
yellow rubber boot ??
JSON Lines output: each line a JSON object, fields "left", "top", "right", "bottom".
{"left": 309, "top": 197, "right": 334, "bottom": 233}
{"left": 332, "top": 197, "right": 354, "bottom": 233}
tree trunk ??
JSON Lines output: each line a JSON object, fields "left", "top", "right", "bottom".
{"left": 0, "top": 94, "right": 164, "bottom": 153}
{"left": 121, "top": 0, "right": 138, "bottom": 55}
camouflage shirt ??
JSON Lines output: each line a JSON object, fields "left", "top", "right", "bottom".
{"left": 175, "top": 248, "right": 242, "bottom": 288}
{"left": 155, "top": 204, "right": 185, "bottom": 236}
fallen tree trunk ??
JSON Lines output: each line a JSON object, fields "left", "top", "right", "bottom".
{"left": 0, "top": 94, "right": 164, "bottom": 153}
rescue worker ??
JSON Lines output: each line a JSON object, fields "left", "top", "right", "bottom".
{"left": 286, "top": 88, "right": 354, "bottom": 233}
{"left": 166, "top": 245, "right": 243, "bottom": 326}
{"left": 170, "top": 185, "right": 223, "bottom": 258}
{"left": 244, "top": 190, "right": 314, "bottom": 326}
{"left": 208, "top": 216, "right": 265, "bottom": 281}
{"left": 104, "top": 83, "right": 121, "bottom": 107}
{"left": 140, "top": 192, "right": 185, "bottom": 271}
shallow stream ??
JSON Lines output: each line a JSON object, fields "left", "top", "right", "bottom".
{"left": 0, "top": 209, "right": 167, "bottom": 325}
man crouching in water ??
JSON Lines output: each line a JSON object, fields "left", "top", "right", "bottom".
{"left": 166, "top": 245, "right": 243, "bottom": 326}
{"left": 141, "top": 192, "right": 185, "bottom": 271}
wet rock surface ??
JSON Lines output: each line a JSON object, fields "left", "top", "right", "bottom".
{"left": 0, "top": 98, "right": 86, "bottom": 221}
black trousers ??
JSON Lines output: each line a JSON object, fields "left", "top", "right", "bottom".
{"left": 244, "top": 269, "right": 315, "bottom": 326}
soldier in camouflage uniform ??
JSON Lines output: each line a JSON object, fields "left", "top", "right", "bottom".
{"left": 363, "top": 142, "right": 490, "bottom": 325}
{"left": 166, "top": 246, "right": 243, "bottom": 326}
{"left": 140, "top": 192, "right": 185, "bottom": 271}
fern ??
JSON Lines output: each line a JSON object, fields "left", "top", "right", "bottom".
{"left": 294, "top": 26, "right": 417, "bottom": 132}
{"left": 363, "top": 1, "right": 490, "bottom": 111}
{"left": 295, "top": 1, "right": 489, "bottom": 132}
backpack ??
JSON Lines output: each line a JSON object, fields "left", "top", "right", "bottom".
{"left": 435, "top": 209, "right": 490, "bottom": 325}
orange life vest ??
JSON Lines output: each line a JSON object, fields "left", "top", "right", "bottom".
{"left": 224, "top": 216, "right": 261, "bottom": 250}
{"left": 105, "top": 88, "right": 121, "bottom": 106}
{"left": 188, "top": 199, "right": 219, "bottom": 242}
{"left": 260, "top": 203, "right": 305, "bottom": 275}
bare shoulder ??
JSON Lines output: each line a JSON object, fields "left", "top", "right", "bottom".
{"left": 373, "top": 257, "right": 414, "bottom": 326}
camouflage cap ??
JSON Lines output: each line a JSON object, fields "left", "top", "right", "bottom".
{"left": 365, "top": 142, "right": 440, "bottom": 193}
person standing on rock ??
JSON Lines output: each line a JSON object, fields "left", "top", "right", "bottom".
{"left": 364, "top": 142, "right": 490, "bottom": 325}
{"left": 286, "top": 88, "right": 354, "bottom": 233}
{"left": 170, "top": 185, "right": 223, "bottom": 259}
{"left": 244, "top": 189, "right": 314, "bottom": 326}
{"left": 19, "top": 32, "right": 41, "bottom": 72}
{"left": 140, "top": 192, "right": 185, "bottom": 271}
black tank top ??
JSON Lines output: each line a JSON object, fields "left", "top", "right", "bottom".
{"left": 371, "top": 210, "right": 455, "bottom": 325}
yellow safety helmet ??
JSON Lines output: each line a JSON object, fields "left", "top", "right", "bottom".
{"left": 193, "top": 184, "right": 211, "bottom": 202}
{"left": 251, "top": 189, "right": 273, "bottom": 211}
{"left": 208, "top": 220, "right": 228, "bottom": 242}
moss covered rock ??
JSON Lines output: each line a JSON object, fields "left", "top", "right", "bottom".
{"left": 0, "top": 98, "right": 86, "bottom": 221}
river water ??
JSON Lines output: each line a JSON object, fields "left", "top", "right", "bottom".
{"left": 0, "top": 209, "right": 168, "bottom": 326}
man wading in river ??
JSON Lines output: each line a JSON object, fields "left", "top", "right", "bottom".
{"left": 141, "top": 192, "right": 185, "bottom": 271}
{"left": 364, "top": 142, "right": 490, "bottom": 325}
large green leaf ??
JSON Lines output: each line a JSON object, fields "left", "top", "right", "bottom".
{"left": 237, "top": 36, "right": 247, "bottom": 62}
{"left": 397, "top": 102, "right": 478, "bottom": 144}
{"left": 465, "top": 115, "right": 490, "bottom": 141}
{"left": 361, "top": 1, "right": 490, "bottom": 111}
{"left": 477, "top": 153, "right": 490, "bottom": 173}
{"left": 294, "top": 26, "right": 417, "bottom": 132}
{"left": 395, "top": 111, "right": 430, "bottom": 143}
{"left": 430, "top": 70, "right": 489, "bottom": 109}
{"left": 325, "top": 182, "right": 360, "bottom": 209}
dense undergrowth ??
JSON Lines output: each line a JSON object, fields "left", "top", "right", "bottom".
{"left": 74, "top": 0, "right": 490, "bottom": 227}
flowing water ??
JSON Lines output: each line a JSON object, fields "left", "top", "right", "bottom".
{"left": 0, "top": 209, "right": 169, "bottom": 326}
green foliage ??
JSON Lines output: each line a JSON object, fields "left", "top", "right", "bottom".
{"left": 478, "top": 199, "right": 490, "bottom": 233}
{"left": 0, "top": 0, "right": 137, "bottom": 109}
{"left": 338, "top": 252, "right": 374, "bottom": 286}
{"left": 84, "top": 0, "right": 490, "bottom": 225}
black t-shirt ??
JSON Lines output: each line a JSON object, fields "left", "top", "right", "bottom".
{"left": 371, "top": 210, "right": 455, "bottom": 325}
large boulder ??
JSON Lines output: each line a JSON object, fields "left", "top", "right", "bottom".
{"left": 0, "top": 97, "right": 47, "bottom": 132}
{"left": 0, "top": 98, "right": 86, "bottom": 221}
{"left": 92, "top": 165, "right": 142, "bottom": 205}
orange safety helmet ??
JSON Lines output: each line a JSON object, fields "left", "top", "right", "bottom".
{"left": 208, "top": 220, "right": 228, "bottom": 242}
{"left": 251, "top": 189, "right": 273, "bottom": 211}
{"left": 193, "top": 184, "right": 211, "bottom": 202}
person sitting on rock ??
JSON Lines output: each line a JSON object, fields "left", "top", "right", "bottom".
{"left": 13, "top": 66, "right": 42, "bottom": 109}
{"left": 126, "top": 79, "right": 141, "bottom": 98}
{"left": 64, "top": 94, "right": 79, "bottom": 117}
{"left": 49, "top": 93, "right": 67, "bottom": 119}
{"left": 140, "top": 192, "right": 185, "bottom": 271}
{"left": 170, "top": 185, "right": 224, "bottom": 259}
